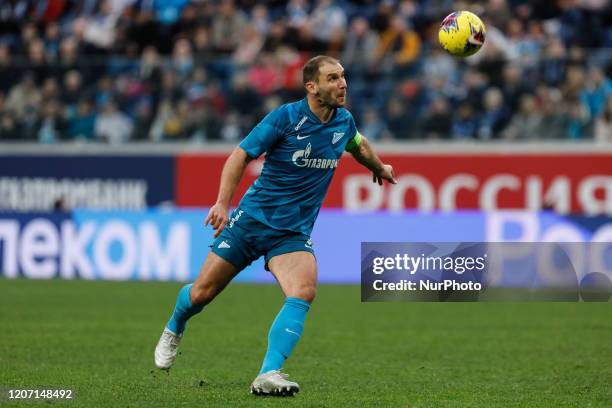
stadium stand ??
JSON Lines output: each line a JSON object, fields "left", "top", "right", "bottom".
{"left": 0, "top": 0, "right": 610, "bottom": 143}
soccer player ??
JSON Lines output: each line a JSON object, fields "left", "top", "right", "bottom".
{"left": 154, "top": 55, "right": 396, "bottom": 396}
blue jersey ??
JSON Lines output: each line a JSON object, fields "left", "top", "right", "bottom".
{"left": 238, "top": 98, "right": 360, "bottom": 235}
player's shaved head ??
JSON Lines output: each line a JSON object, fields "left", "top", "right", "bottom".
{"left": 302, "top": 55, "right": 340, "bottom": 84}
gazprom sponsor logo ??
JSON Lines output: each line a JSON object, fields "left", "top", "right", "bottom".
{"left": 292, "top": 143, "right": 339, "bottom": 169}
{"left": 301, "top": 158, "right": 339, "bottom": 169}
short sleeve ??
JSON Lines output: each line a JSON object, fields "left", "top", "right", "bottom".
{"left": 239, "top": 108, "right": 285, "bottom": 158}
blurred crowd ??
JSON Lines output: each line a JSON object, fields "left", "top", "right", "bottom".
{"left": 0, "top": 0, "right": 611, "bottom": 144}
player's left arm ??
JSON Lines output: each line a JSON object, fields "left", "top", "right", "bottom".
{"left": 346, "top": 131, "right": 397, "bottom": 185}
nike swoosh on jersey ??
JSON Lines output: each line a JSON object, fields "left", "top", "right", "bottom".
{"left": 297, "top": 134, "right": 311, "bottom": 140}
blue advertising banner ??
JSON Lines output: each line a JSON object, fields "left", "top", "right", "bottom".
{"left": 0, "top": 155, "right": 175, "bottom": 211}
{"left": 0, "top": 210, "right": 611, "bottom": 285}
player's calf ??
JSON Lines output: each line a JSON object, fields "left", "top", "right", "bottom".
{"left": 289, "top": 284, "right": 316, "bottom": 304}
{"left": 189, "top": 281, "right": 223, "bottom": 306}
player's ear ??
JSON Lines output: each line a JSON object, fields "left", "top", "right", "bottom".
{"left": 304, "top": 81, "right": 316, "bottom": 94}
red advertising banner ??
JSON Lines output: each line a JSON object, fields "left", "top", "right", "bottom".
{"left": 177, "top": 153, "right": 264, "bottom": 208}
{"left": 177, "top": 152, "right": 612, "bottom": 215}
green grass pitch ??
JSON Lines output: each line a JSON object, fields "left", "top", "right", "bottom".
{"left": 1, "top": 279, "right": 611, "bottom": 407}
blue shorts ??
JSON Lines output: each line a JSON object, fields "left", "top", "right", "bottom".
{"left": 210, "top": 208, "right": 315, "bottom": 271}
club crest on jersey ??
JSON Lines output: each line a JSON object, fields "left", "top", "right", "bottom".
{"left": 292, "top": 142, "right": 338, "bottom": 169}
{"left": 332, "top": 132, "right": 344, "bottom": 144}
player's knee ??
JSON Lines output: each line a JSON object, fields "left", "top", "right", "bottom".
{"left": 293, "top": 285, "right": 316, "bottom": 303}
{"left": 190, "top": 282, "right": 219, "bottom": 306}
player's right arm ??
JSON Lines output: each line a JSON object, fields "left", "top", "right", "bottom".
{"left": 205, "top": 107, "right": 284, "bottom": 238}
{"left": 205, "top": 147, "right": 252, "bottom": 238}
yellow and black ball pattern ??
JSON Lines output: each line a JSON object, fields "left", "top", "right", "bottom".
{"left": 438, "top": 11, "right": 486, "bottom": 58}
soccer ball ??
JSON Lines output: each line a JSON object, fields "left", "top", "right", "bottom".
{"left": 438, "top": 11, "right": 486, "bottom": 58}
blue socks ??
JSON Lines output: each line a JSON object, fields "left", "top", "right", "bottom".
{"left": 165, "top": 287, "right": 311, "bottom": 374}
{"left": 259, "top": 297, "right": 311, "bottom": 374}
{"left": 166, "top": 284, "right": 204, "bottom": 335}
